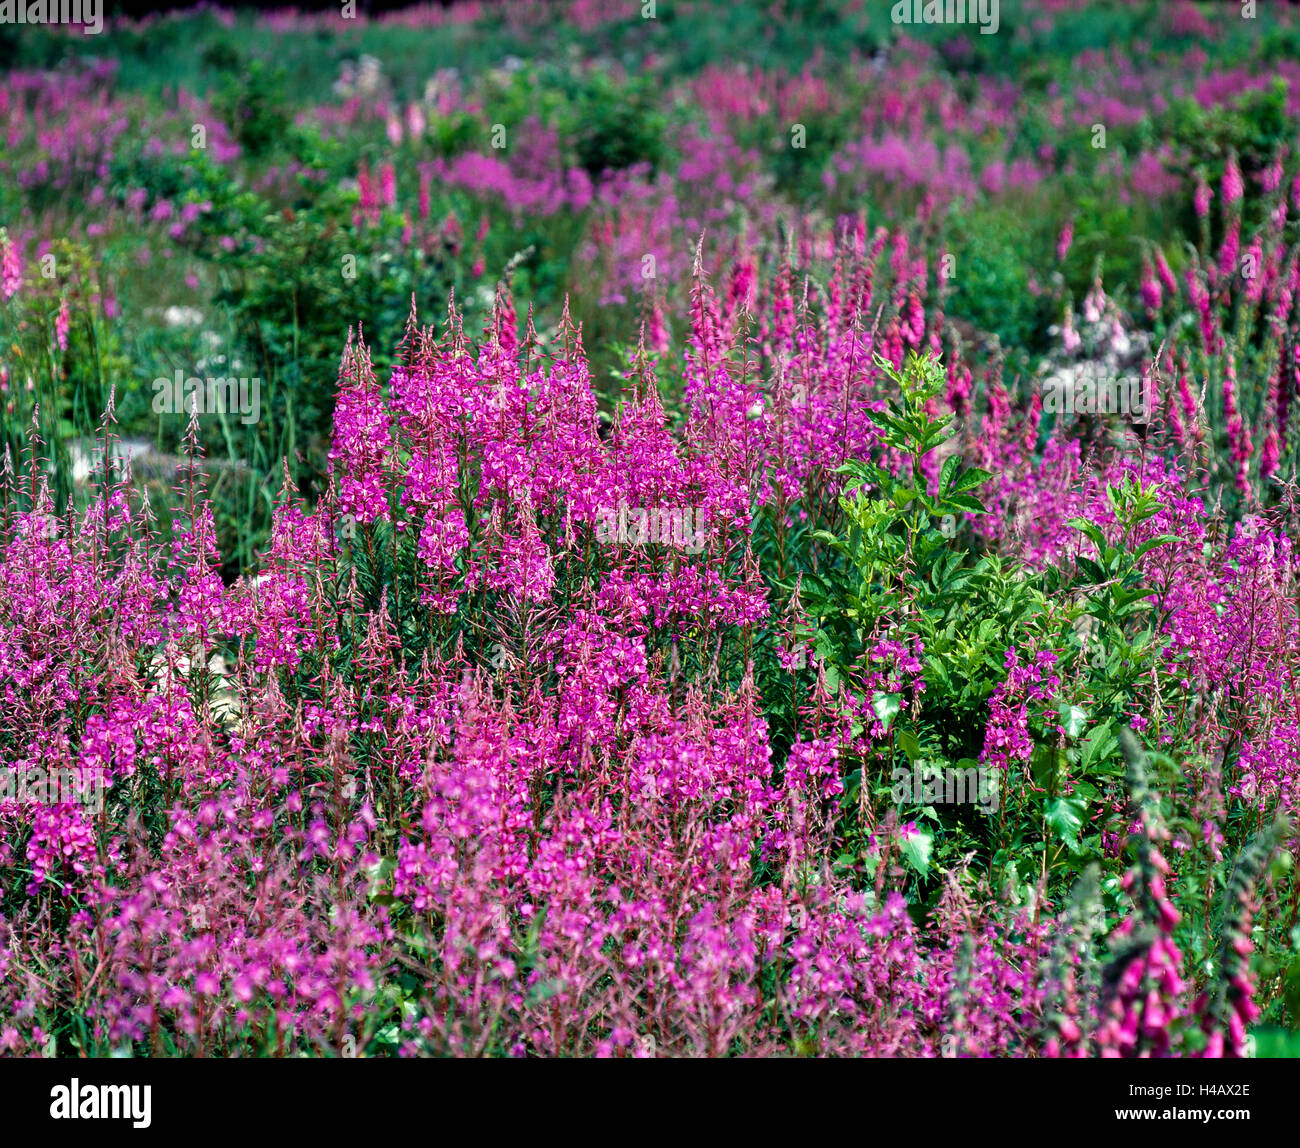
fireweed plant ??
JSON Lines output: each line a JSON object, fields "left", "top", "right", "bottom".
{"left": 0, "top": 246, "right": 1296, "bottom": 1058}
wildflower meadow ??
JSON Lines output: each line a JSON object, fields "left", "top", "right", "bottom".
{"left": 1, "top": 0, "right": 1300, "bottom": 1110}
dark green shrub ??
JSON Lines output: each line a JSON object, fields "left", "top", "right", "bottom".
{"left": 213, "top": 60, "right": 294, "bottom": 160}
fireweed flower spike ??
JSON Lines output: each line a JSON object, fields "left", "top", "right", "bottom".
{"left": 0, "top": 231, "right": 21, "bottom": 300}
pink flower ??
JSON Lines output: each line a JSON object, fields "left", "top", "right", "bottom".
{"left": 0, "top": 233, "right": 20, "bottom": 299}
{"left": 1194, "top": 173, "right": 1212, "bottom": 218}
{"left": 54, "top": 297, "right": 70, "bottom": 351}
{"left": 1222, "top": 151, "right": 1243, "bottom": 207}
{"left": 1056, "top": 219, "right": 1073, "bottom": 263}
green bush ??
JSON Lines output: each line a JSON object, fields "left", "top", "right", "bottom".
{"left": 212, "top": 59, "right": 294, "bottom": 161}
{"left": 943, "top": 205, "right": 1057, "bottom": 353}
{"left": 783, "top": 352, "right": 1181, "bottom": 907}
{"left": 573, "top": 71, "right": 668, "bottom": 179}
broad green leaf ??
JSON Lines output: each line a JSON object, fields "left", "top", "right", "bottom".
{"left": 823, "top": 662, "right": 841, "bottom": 694}
{"left": 896, "top": 728, "right": 920, "bottom": 762}
{"left": 1081, "top": 720, "right": 1118, "bottom": 770}
{"left": 900, "top": 828, "right": 932, "bottom": 878}
{"left": 1057, "top": 703, "right": 1089, "bottom": 739}
{"left": 944, "top": 491, "right": 988, "bottom": 514}
{"left": 1045, "top": 796, "right": 1088, "bottom": 851}
{"left": 951, "top": 467, "right": 994, "bottom": 494}
{"left": 871, "top": 691, "right": 902, "bottom": 731}
{"left": 1076, "top": 557, "right": 1106, "bottom": 584}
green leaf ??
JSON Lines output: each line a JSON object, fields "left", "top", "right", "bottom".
{"left": 896, "top": 728, "right": 920, "bottom": 762}
{"left": 1072, "top": 781, "right": 1100, "bottom": 804}
{"left": 1068, "top": 517, "right": 1107, "bottom": 549}
{"left": 872, "top": 691, "right": 902, "bottom": 731}
{"left": 1133, "top": 534, "right": 1181, "bottom": 560}
{"left": 813, "top": 629, "right": 837, "bottom": 663}
{"left": 944, "top": 491, "right": 988, "bottom": 514}
{"left": 1045, "top": 796, "right": 1088, "bottom": 851}
{"left": 1080, "top": 720, "right": 1118, "bottom": 771}
{"left": 900, "top": 827, "right": 933, "bottom": 878}
{"left": 864, "top": 409, "right": 904, "bottom": 436}
{"left": 1076, "top": 557, "right": 1107, "bottom": 584}
{"left": 939, "top": 454, "right": 961, "bottom": 496}
{"left": 1057, "top": 703, "right": 1089, "bottom": 739}
{"left": 951, "top": 466, "right": 994, "bottom": 494}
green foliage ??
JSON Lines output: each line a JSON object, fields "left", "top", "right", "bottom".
{"left": 1154, "top": 79, "right": 1291, "bottom": 191}
{"left": 188, "top": 184, "right": 481, "bottom": 572}
{"left": 767, "top": 107, "right": 856, "bottom": 204}
{"left": 943, "top": 205, "right": 1057, "bottom": 355}
{"left": 211, "top": 59, "right": 295, "bottom": 160}
{"left": 783, "top": 353, "right": 1191, "bottom": 906}
{"left": 1066, "top": 479, "right": 1179, "bottom": 711}
{"left": 0, "top": 236, "right": 126, "bottom": 510}
{"left": 572, "top": 71, "right": 668, "bottom": 180}
{"left": 485, "top": 63, "right": 670, "bottom": 181}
